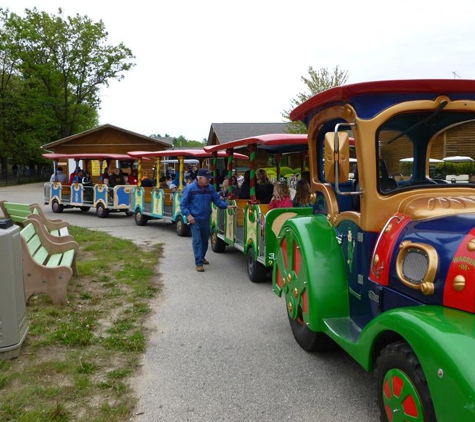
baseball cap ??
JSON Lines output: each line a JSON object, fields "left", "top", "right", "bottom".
{"left": 197, "top": 168, "right": 212, "bottom": 178}
{"left": 169, "top": 183, "right": 177, "bottom": 189}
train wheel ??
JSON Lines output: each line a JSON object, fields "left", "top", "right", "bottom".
{"left": 377, "top": 341, "right": 435, "bottom": 422}
{"left": 51, "top": 199, "right": 64, "bottom": 213}
{"left": 134, "top": 209, "right": 149, "bottom": 226}
{"left": 96, "top": 203, "right": 109, "bottom": 218}
{"left": 287, "top": 309, "right": 336, "bottom": 352}
{"left": 277, "top": 228, "right": 336, "bottom": 352}
{"left": 247, "top": 247, "right": 267, "bottom": 283}
{"left": 176, "top": 216, "right": 190, "bottom": 237}
{"left": 80, "top": 207, "right": 90, "bottom": 212}
{"left": 211, "top": 230, "right": 226, "bottom": 253}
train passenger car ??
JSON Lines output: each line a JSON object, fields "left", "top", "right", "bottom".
{"left": 127, "top": 149, "right": 248, "bottom": 236}
{"left": 204, "top": 134, "right": 311, "bottom": 282}
{"left": 43, "top": 153, "right": 135, "bottom": 218}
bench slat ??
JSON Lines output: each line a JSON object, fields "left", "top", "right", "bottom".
{"left": 32, "top": 244, "right": 49, "bottom": 266}
{"left": 60, "top": 249, "right": 75, "bottom": 267}
{"left": 2, "top": 202, "right": 31, "bottom": 222}
{"left": 21, "top": 223, "right": 36, "bottom": 243}
{"left": 27, "top": 234, "right": 42, "bottom": 254}
{"left": 59, "top": 227, "right": 70, "bottom": 236}
{"left": 47, "top": 253, "right": 63, "bottom": 267}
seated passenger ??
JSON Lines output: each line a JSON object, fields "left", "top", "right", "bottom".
{"left": 109, "top": 168, "right": 126, "bottom": 186}
{"left": 228, "top": 175, "right": 240, "bottom": 198}
{"left": 72, "top": 169, "right": 84, "bottom": 184}
{"left": 269, "top": 182, "right": 293, "bottom": 209}
{"left": 50, "top": 166, "right": 68, "bottom": 183}
{"left": 256, "top": 168, "right": 274, "bottom": 204}
{"left": 127, "top": 169, "right": 138, "bottom": 185}
{"left": 82, "top": 171, "right": 93, "bottom": 185}
{"left": 169, "top": 183, "right": 177, "bottom": 201}
{"left": 69, "top": 168, "right": 82, "bottom": 184}
{"left": 219, "top": 179, "right": 229, "bottom": 198}
{"left": 159, "top": 176, "right": 168, "bottom": 189}
{"left": 100, "top": 167, "right": 109, "bottom": 181}
{"left": 238, "top": 170, "right": 251, "bottom": 199}
{"left": 292, "top": 179, "right": 312, "bottom": 207}
{"left": 141, "top": 176, "right": 154, "bottom": 187}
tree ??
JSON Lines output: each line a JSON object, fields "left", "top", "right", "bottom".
{"left": 283, "top": 65, "right": 349, "bottom": 133}
{"left": 5, "top": 7, "right": 135, "bottom": 139}
{"left": 172, "top": 135, "right": 205, "bottom": 148}
{"left": 0, "top": 9, "right": 38, "bottom": 170}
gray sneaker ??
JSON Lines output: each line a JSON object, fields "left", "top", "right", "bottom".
{"left": 196, "top": 265, "right": 205, "bottom": 272}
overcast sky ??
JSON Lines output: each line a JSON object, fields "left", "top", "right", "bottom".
{"left": 6, "top": 0, "right": 475, "bottom": 141}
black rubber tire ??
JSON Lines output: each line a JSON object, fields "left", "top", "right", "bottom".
{"left": 134, "top": 209, "right": 149, "bottom": 226}
{"left": 288, "top": 309, "right": 337, "bottom": 352}
{"left": 376, "top": 341, "right": 436, "bottom": 422}
{"left": 51, "top": 199, "right": 64, "bottom": 213}
{"left": 80, "top": 207, "right": 90, "bottom": 212}
{"left": 247, "top": 247, "right": 267, "bottom": 283}
{"left": 176, "top": 216, "right": 190, "bottom": 237}
{"left": 211, "top": 230, "right": 226, "bottom": 253}
{"left": 96, "top": 203, "right": 109, "bottom": 218}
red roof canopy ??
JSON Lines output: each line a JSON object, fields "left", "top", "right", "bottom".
{"left": 204, "top": 134, "right": 308, "bottom": 154}
{"left": 43, "top": 152, "right": 137, "bottom": 161}
{"left": 127, "top": 148, "right": 248, "bottom": 160}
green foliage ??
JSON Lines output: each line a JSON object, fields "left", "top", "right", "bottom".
{"left": 439, "top": 162, "right": 473, "bottom": 175}
{"left": 279, "top": 166, "right": 294, "bottom": 177}
{"left": 283, "top": 65, "right": 349, "bottom": 133}
{"left": 173, "top": 135, "right": 206, "bottom": 147}
{"left": 0, "top": 7, "right": 134, "bottom": 165}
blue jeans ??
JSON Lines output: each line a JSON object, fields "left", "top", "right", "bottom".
{"left": 190, "top": 219, "right": 210, "bottom": 266}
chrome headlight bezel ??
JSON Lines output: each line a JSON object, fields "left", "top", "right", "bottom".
{"left": 396, "top": 241, "right": 438, "bottom": 295}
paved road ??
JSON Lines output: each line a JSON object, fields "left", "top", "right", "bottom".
{"left": 1, "top": 184, "right": 379, "bottom": 421}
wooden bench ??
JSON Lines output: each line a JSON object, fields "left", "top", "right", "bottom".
{"left": 0, "top": 200, "right": 33, "bottom": 226}
{"left": 143, "top": 187, "right": 153, "bottom": 203}
{"left": 0, "top": 200, "right": 70, "bottom": 236}
{"left": 29, "top": 203, "right": 70, "bottom": 236}
{"left": 234, "top": 199, "right": 251, "bottom": 227}
{"left": 259, "top": 204, "right": 271, "bottom": 215}
{"left": 20, "top": 218, "right": 79, "bottom": 305}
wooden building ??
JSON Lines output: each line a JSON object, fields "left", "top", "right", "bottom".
{"left": 41, "top": 123, "right": 173, "bottom": 177}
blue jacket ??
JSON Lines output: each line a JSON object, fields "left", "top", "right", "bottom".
{"left": 180, "top": 180, "right": 228, "bottom": 222}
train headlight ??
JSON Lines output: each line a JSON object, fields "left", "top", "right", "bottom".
{"left": 396, "top": 241, "right": 438, "bottom": 295}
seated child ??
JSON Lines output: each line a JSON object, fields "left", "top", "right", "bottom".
{"left": 269, "top": 182, "right": 293, "bottom": 209}
{"left": 169, "top": 183, "right": 177, "bottom": 201}
{"left": 292, "top": 179, "right": 313, "bottom": 207}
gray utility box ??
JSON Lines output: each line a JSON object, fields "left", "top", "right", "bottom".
{"left": 0, "top": 219, "right": 29, "bottom": 359}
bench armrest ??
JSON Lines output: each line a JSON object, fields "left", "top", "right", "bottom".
{"left": 23, "top": 219, "right": 79, "bottom": 255}
{"left": 29, "top": 203, "right": 70, "bottom": 230}
{"left": 26, "top": 215, "right": 74, "bottom": 244}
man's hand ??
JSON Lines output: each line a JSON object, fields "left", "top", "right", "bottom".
{"left": 187, "top": 215, "right": 195, "bottom": 225}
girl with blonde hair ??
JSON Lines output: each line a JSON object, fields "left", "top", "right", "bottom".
{"left": 269, "top": 182, "right": 293, "bottom": 209}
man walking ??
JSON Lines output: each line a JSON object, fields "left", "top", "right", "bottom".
{"left": 180, "top": 168, "right": 233, "bottom": 272}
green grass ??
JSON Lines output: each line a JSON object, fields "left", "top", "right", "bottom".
{"left": 0, "top": 226, "right": 161, "bottom": 421}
